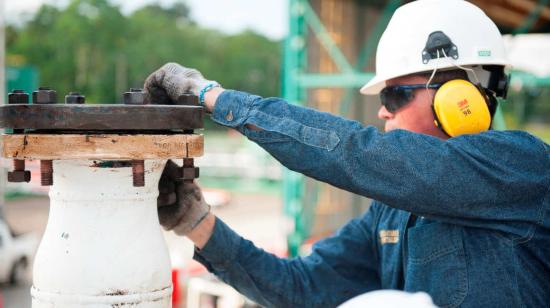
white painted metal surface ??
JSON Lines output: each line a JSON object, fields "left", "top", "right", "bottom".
{"left": 31, "top": 160, "right": 172, "bottom": 307}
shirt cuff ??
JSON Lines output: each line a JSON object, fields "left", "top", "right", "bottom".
{"left": 193, "top": 217, "right": 241, "bottom": 269}
{"left": 211, "top": 90, "right": 259, "bottom": 128}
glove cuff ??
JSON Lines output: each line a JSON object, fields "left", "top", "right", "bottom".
{"left": 198, "top": 82, "right": 221, "bottom": 106}
{"left": 172, "top": 200, "right": 211, "bottom": 236}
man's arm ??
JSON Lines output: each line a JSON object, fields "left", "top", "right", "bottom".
{"left": 209, "top": 90, "right": 550, "bottom": 237}
{"left": 186, "top": 213, "right": 216, "bottom": 249}
{"left": 190, "top": 205, "right": 382, "bottom": 308}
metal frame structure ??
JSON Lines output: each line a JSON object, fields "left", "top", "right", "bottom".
{"left": 282, "top": 0, "right": 402, "bottom": 256}
{"left": 282, "top": 0, "right": 550, "bottom": 256}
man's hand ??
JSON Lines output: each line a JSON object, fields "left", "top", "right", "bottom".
{"left": 157, "top": 160, "right": 210, "bottom": 236}
{"left": 144, "top": 62, "right": 218, "bottom": 105}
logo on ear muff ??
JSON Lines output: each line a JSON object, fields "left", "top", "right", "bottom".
{"left": 432, "top": 79, "right": 491, "bottom": 137}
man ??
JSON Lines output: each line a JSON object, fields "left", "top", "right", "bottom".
{"left": 145, "top": 0, "right": 549, "bottom": 307}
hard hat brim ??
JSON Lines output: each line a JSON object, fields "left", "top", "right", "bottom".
{"left": 359, "top": 60, "right": 510, "bottom": 96}
{"left": 360, "top": 75, "right": 386, "bottom": 95}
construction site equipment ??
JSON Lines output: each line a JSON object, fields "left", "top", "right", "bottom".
{"left": 0, "top": 88, "right": 204, "bottom": 307}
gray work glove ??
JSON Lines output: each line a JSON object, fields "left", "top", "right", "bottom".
{"left": 144, "top": 62, "right": 219, "bottom": 105}
{"left": 157, "top": 160, "right": 210, "bottom": 235}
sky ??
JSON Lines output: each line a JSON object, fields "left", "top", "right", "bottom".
{"left": 4, "top": 0, "right": 289, "bottom": 40}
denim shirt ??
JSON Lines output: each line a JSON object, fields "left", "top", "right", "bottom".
{"left": 194, "top": 90, "right": 550, "bottom": 308}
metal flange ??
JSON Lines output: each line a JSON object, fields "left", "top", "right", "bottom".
{"left": 0, "top": 104, "right": 203, "bottom": 131}
{"left": 1, "top": 88, "right": 204, "bottom": 187}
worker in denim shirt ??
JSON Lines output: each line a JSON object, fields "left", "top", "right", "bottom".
{"left": 145, "top": 0, "right": 550, "bottom": 307}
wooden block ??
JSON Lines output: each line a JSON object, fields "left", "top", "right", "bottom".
{"left": 1, "top": 134, "right": 203, "bottom": 160}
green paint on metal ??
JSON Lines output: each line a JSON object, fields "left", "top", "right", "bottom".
{"left": 491, "top": 69, "right": 550, "bottom": 131}
{"left": 298, "top": 73, "right": 374, "bottom": 88}
{"left": 511, "top": 71, "right": 550, "bottom": 87}
{"left": 283, "top": 0, "right": 308, "bottom": 257}
{"left": 6, "top": 66, "right": 39, "bottom": 98}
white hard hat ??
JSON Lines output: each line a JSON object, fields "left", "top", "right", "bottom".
{"left": 360, "top": 0, "right": 510, "bottom": 95}
{"left": 338, "top": 290, "right": 437, "bottom": 308}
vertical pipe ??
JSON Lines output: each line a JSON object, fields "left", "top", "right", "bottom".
{"left": 31, "top": 160, "right": 172, "bottom": 307}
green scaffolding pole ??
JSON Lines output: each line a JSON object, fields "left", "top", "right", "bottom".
{"left": 282, "top": 0, "right": 399, "bottom": 257}
{"left": 283, "top": 0, "right": 307, "bottom": 257}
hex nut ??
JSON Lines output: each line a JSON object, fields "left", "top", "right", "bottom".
{"left": 8, "top": 90, "right": 29, "bottom": 104}
{"left": 123, "top": 88, "right": 147, "bottom": 105}
{"left": 65, "top": 92, "right": 86, "bottom": 104}
{"left": 7, "top": 170, "right": 31, "bottom": 183}
{"left": 176, "top": 93, "right": 199, "bottom": 106}
{"left": 33, "top": 87, "right": 57, "bottom": 104}
{"left": 182, "top": 167, "right": 200, "bottom": 181}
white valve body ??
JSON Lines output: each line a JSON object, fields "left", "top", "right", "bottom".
{"left": 31, "top": 160, "right": 172, "bottom": 307}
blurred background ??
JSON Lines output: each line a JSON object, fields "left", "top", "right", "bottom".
{"left": 0, "top": 0, "right": 549, "bottom": 307}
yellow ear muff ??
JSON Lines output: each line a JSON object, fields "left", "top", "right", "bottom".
{"left": 432, "top": 79, "right": 491, "bottom": 137}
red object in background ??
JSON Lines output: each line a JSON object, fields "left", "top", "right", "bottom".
{"left": 172, "top": 269, "right": 181, "bottom": 307}
{"left": 0, "top": 292, "right": 4, "bottom": 308}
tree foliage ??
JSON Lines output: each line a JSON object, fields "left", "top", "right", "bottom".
{"left": 7, "top": 0, "right": 281, "bottom": 104}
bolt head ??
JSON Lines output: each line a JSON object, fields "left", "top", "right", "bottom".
{"left": 8, "top": 170, "right": 31, "bottom": 183}
{"left": 33, "top": 87, "right": 57, "bottom": 104}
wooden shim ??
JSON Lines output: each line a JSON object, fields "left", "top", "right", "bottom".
{"left": 1, "top": 134, "right": 203, "bottom": 160}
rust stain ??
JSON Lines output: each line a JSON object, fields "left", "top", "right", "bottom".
{"left": 104, "top": 289, "right": 129, "bottom": 296}
{"left": 22, "top": 135, "right": 29, "bottom": 151}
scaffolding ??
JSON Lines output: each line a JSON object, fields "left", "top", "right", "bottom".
{"left": 282, "top": 0, "right": 402, "bottom": 256}
{"left": 282, "top": 0, "right": 550, "bottom": 256}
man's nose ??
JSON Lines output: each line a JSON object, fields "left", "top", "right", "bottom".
{"left": 378, "top": 105, "right": 394, "bottom": 120}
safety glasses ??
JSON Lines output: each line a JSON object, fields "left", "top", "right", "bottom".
{"left": 380, "top": 84, "right": 442, "bottom": 113}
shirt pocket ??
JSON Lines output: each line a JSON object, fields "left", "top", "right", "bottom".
{"left": 405, "top": 222, "right": 468, "bottom": 308}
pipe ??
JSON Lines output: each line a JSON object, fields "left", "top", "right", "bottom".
{"left": 31, "top": 160, "right": 172, "bottom": 307}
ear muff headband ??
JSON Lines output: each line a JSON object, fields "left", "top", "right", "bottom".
{"left": 432, "top": 79, "right": 491, "bottom": 137}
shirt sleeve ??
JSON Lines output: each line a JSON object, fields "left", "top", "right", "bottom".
{"left": 194, "top": 205, "right": 382, "bottom": 308}
{"left": 211, "top": 90, "right": 550, "bottom": 238}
